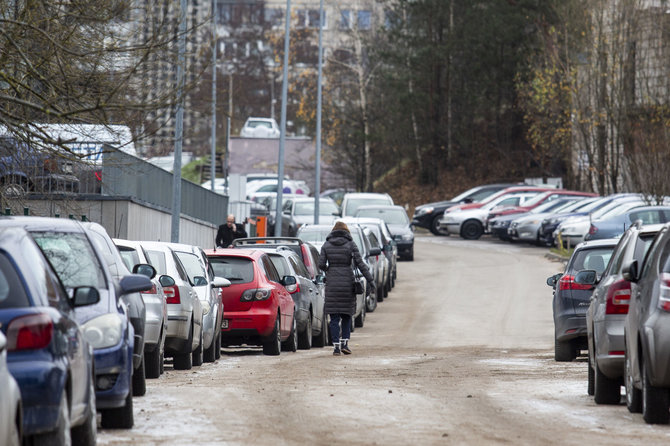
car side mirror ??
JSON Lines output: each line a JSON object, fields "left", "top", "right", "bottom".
{"left": 120, "top": 274, "right": 153, "bottom": 294}
{"left": 546, "top": 273, "right": 563, "bottom": 288}
{"left": 369, "top": 247, "right": 382, "bottom": 257}
{"left": 133, "top": 263, "right": 156, "bottom": 279}
{"left": 575, "top": 270, "right": 597, "bottom": 286}
{"left": 212, "top": 276, "right": 231, "bottom": 288}
{"left": 314, "top": 273, "right": 325, "bottom": 285}
{"left": 193, "top": 275, "right": 208, "bottom": 286}
{"left": 70, "top": 286, "right": 100, "bottom": 307}
{"left": 622, "top": 260, "right": 639, "bottom": 283}
{"left": 159, "top": 275, "right": 176, "bottom": 288}
{"left": 281, "top": 275, "right": 298, "bottom": 293}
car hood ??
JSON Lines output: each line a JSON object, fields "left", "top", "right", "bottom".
{"left": 388, "top": 224, "right": 413, "bottom": 236}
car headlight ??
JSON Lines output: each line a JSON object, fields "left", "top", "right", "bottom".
{"left": 528, "top": 219, "right": 540, "bottom": 225}
{"left": 417, "top": 207, "right": 433, "bottom": 216}
{"left": 402, "top": 233, "right": 414, "bottom": 241}
{"left": 82, "top": 313, "right": 123, "bottom": 350}
{"left": 202, "top": 301, "right": 211, "bottom": 316}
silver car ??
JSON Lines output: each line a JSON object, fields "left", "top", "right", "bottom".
{"left": 140, "top": 241, "right": 203, "bottom": 371}
{"left": 281, "top": 197, "right": 340, "bottom": 237}
{"left": 0, "top": 331, "right": 21, "bottom": 446}
{"left": 577, "top": 223, "right": 662, "bottom": 405}
{"left": 114, "top": 239, "right": 168, "bottom": 379}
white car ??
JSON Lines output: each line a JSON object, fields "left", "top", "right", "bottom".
{"left": 0, "top": 332, "right": 21, "bottom": 446}
{"left": 240, "top": 117, "right": 280, "bottom": 138}
{"left": 246, "top": 179, "right": 310, "bottom": 199}
{"left": 340, "top": 192, "right": 394, "bottom": 218}
{"left": 439, "top": 192, "right": 539, "bottom": 240}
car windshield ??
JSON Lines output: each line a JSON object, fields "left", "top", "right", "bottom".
{"left": 294, "top": 201, "right": 339, "bottom": 216}
{"left": 32, "top": 231, "right": 107, "bottom": 289}
{"left": 297, "top": 228, "right": 331, "bottom": 244}
{"left": 569, "top": 247, "right": 615, "bottom": 274}
{"left": 355, "top": 208, "right": 409, "bottom": 225}
{"left": 247, "top": 120, "right": 272, "bottom": 129}
{"left": 0, "top": 253, "right": 30, "bottom": 309}
{"left": 208, "top": 256, "right": 254, "bottom": 283}
{"left": 345, "top": 198, "right": 392, "bottom": 216}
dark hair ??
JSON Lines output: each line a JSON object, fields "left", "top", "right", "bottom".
{"left": 332, "top": 221, "right": 350, "bottom": 233}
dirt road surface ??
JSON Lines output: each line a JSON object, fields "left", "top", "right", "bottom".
{"left": 97, "top": 235, "right": 670, "bottom": 445}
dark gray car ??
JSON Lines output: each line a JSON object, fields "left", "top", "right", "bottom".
{"left": 622, "top": 222, "right": 670, "bottom": 424}
{"left": 354, "top": 205, "right": 414, "bottom": 261}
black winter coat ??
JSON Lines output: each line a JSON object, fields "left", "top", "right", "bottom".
{"left": 318, "top": 229, "right": 374, "bottom": 315}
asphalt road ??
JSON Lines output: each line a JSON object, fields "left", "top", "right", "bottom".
{"left": 97, "top": 235, "right": 670, "bottom": 445}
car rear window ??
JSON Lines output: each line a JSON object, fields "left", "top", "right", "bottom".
{"left": 356, "top": 208, "right": 409, "bottom": 225}
{"left": 208, "top": 256, "right": 254, "bottom": 284}
{"left": 174, "top": 251, "right": 206, "bottom": 285}
{"left": 569, "top": 247, "right": 614, "bottom": 274}
{"left": 0, "top": 253, "right": 30, "bottom": 308}
{"left": 269, "top": 254, "right": 291, "bottom": 278}
{"left": 118, "top": 246, "right": 141, "bottom": 271}
{"left": 145, "top": 250, "right": 167, "bottom": 274}
{"left": 297, "top": 228, "right": 330, "bottom": 244}
{"left": 345, "top": 198, "right": 392, "bottom": 216}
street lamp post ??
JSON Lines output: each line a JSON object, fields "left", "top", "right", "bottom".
{"left": 314, "top": 0, "right": 324, "bottom": 225}
{"left": 171, "top": 0, "right": 188, "bottom": 243}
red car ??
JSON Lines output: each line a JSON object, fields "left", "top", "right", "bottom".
{"left": 445, "top": 186, "right": 555, "bottom": 213}
{"left": 204, "top": 248, "right": 297, "bottom": 355}
{"left": 486, "top": 190, "right": 598, "bottom": 222}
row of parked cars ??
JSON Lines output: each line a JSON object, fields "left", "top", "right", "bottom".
{"left": 0, "top": 193, "right": 411, "bottom": 444}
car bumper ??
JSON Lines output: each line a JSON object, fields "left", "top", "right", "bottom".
{"left": 221, "top": 308, "right": 277, "bottom": 339}
{"left": 556, "top": 315, "right": 587, "bottom": 342}
{"left": 396, "top": 240, "right": 414, "bottom": 256}
{"left": 593, "top": 316, "right": 625, "bottom": 378}
{"left": 295, "top": 307, "right": 311, "bottom": 333}
{"left": 166, "top": 309, "right": 192, "bottom": 354}
{"left": 411, "top": 214, "right": 433, "bottom": 230}
{"left": 642, "top": 313, "right": 670, "bottom": 387}
{"left": 201, "top": 305, "right": 217, "bottom": 350}
{"left": 93, "top": 340, "right": 133, "bottom": 409}
{"left": 490, "top": 226, "right": 510, "bottom": 239}
{"left": 143, "top": 295, "right": 165, "bottom": 347}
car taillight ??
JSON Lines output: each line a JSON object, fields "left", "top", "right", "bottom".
{"left": 588, "top": 225, "right": 597, "bottom": 235}
{"left": 659, "top": 273, "right": 670, "bottom": 312}
{"left": 241, "top": 288, "right": 272, "bottom": 301}
{"left": 559, "top": 274, "right": 592, "bottom": 291}
{"left": 141, "top": 284, "right": 157, "bottom": 295}
{"left": 6, "top": 313, "right": 53, "bottom": 351}
{"left": 605, "top": 279, "right": 631, "bottom": 314}
{"left": 163, "top": 285, "right": 181, "bottom": 304}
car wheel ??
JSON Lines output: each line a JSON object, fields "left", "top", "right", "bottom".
{"left": 101, "top": 381, "right": 134, "bottom": 429}
{"left": 355, "top": 303, "right": 365, "bottom": 328}
{"left": 587, "top": 353, "right": 594, "bottom": 396}
{"left": 192, "top": 328, "right": 203, "bottom": 366}
{"left": 593, "top": 358, "right": 621, "bottom": 404}
{"left": 625, "top": 347, "right": 642, "bottom": 413}
{"left": 383, "top": 279, "right": 389, "bottom": 298}
{"left": 132, "top": 355, "right": 146, "bottom": 396}
{"left": 554, "top": 337, "right": 576, "bottom": 362}
{"left": 35, "top": 389, "right": 71, "bottom": 445}
{"left": 204, "top": 321, "right": 217, "bottom": 362}
{"left": 460, "top": 220, "right": 483, "bottom": 240}
{"left": 282, "top": 312, "right": 298, "bottom": 352}
{"left": 263, "top": 314, "right": 281, "bottom": 356}
{"left": 71, "top": 374, "right": 97, "bottom": 446}
{"left": 159, "top": 347, "right": 165, "bottom": 375}
{"left": 642, "top": 359, "right": 670, "bottom": 424}
{"left": 298, "top": 314, "right": 313, "bottom": 350}
{"left": 215, "top": 330, "right": 222, "bottom": 359}
{"left": 173, "top": 323, "right": 194, "bottom": 370}
{"left": 430, "top": 216, "right": 447, "bottom": 236}
{"left": 313, "top": 311, "right": 328, "bottom": 348}
{"left": 367, "top": 288, "right": 378, "bottom": 313}
{"left": 375, "top": 283, "right": 383, "bottom": 303}
{"left": 145, "top": 347, "right": 161, "bottom": 379}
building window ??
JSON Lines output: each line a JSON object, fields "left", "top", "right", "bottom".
{"left": 264, "top": 8, "right": 283, "bottom": 27}
{"left": 340, "top": 10, "right": 351, "bottom": 29}
{"left": 358, "top": 10, "right": 371, "bottom": 30}
{"left": 309, "top": 9, "right": 325, "bottom": 29}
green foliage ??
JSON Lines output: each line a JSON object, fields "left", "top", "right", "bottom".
{"left": 181, "top": 157, "right": 209, "bottom": 184}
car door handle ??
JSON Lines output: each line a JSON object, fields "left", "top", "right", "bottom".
{"left": 309, "top": 288, "right": 314, "bottom": 292}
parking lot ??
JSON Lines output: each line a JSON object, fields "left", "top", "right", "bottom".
{"left": 95, "top": 235, "right": 670, "bottom": 445}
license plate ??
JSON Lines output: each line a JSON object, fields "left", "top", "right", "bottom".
{"left": 222, "top": 319, "right": 229, "bottom": 329}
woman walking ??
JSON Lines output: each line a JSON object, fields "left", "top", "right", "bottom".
{"left": 319, "top": 221, "right": 375, "bottom": 355}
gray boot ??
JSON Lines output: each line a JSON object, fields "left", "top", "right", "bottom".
{"left": 333, "top": 341, "right": 341, "bottom": 356}
{"left": 341, "top": 339, "right": 351, "bottom": 355}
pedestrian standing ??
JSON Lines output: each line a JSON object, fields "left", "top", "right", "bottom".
{"left": 216, "top": 214, "right": 248, "bottom": 248}
{"left": 318, "top": 221, "right": 375, "bottom": 355}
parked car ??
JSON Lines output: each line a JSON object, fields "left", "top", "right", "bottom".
{"left": 0, "top": 226, "right": 99, "bottom": 443}
{"left": 412, "top": 183, "right": 520, "bottom": 235}
{"left": 443, "top": 185, "right": 554, "bottom": 215}
{"left": 0, "top": 331, "right": 21, "bottom": 446}
{"left": 486, "top": 190, "right": 597, "bottom": 227}
{"left": 281, "top": 197, "right": 340, "bottom": 236}
{"left": 439, "top": 192, "right": 540, "bottom": 240}
{"left": 622, "top": 222, "right": 670, "bottom": 423}
{"left": 247, "top": 179, "right": 310, "bottom": 199}
{"left": 340, "top": 192, "right": 394, "bottom": 218}
{"left": 584, "top": 205, "right": 670, "bottom": 241}
{"left": 546, "top": 239, "right": 617, "bottom": 362}
{"left": 295, "top": 224, "right": 332, "bottom": 252}
{"left": 576, "top": 222, "right": 662, "bottom": 404}
{"left": 320, "top": 188, "right": 354, "bottom": 207}
{"left": 240, "top": 117, "right": 280, "bottom": 138}
{"left": 204, "top": 248, "right": 297, "bottom": 355}
{"left": 0, "top": 217, "right": 151, "bottom": 429}
{"left": 139, "top": 241, "right": 204, "bottom": 370}
{"left": 266, "top": 248, "right": 328, "bottom": 349}
{"left": 82, "top": 222, "right": 148, "bottom": 396}
{"left": 114, "top": 238, "right": 169, "bottom": 378}
{"left": 346, "top": 223, "right": 381, "bottom": 318}
{"left": 354, "top": 205, "right": 414, "bottom": 260}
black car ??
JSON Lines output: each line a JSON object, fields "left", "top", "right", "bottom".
{"left": 412, "top": 183, "right": 518, "bottom": 235}
{"left": 355, "top": 205, "right": 414, "bottom": 261}
{"left": 546, "top": 239, "right": 617, "bottom": 361}
{"left": 489, "top": 197, "right": 579, "bottom": 241}
{"left": 584, "top": 206, "right": 670, "bottom": 241}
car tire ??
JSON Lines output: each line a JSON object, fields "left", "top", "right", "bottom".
{"left": 192, "top": 329, "right": 203, "bottom": 366}
{"left": 298, "top": 314, "right": 313, "bottom": 350}
{"left": 625, "top": 347, "right": 642, "bottom": 413}
{"left": 145, "top": 347, "right": 161, "bottom": 379}
{"left": 263, "top": 314, "right": 281, "bottom": 356}
{"left": 101, "top": 381, "right": 134, "bottom": 429}
{"left": 132, "top": 355, "right": 146, "bottom": 397}
{"left": 460, "top": 220, "right": 484, "bottom": 240}
{"left": 554, "top": 338, "right": 576, "bottom": 362}
{"left": 355, "top": 303, "right": 365, "bottom": 328}
{"left": 430, "top": 216, "right": 447, "bottom": 236}
{"left": 71, "top": 375, "right": 97, "bottom": 446}
{"left": 282, "top": 313, "right": 298, "bottom": 352}
{"left": 35, "top": 389, "right": 70, "bottom": 445}
{"left": 367, "top": 287, "right": 377, "bottom": 313}
{"left": 313, "top": 311, "right": 328, "bottom": 348}
{"left": 204, "top": 322, "right": 217, "bottom": 363}
{"left": 593, "top": 359, "right": 621, "bottom": 404}
{"left": 587, "top": 354, "right": 595, "bottom": 396}
{"left": 383, "top": 279, "right": 389, "bottom": 298}
{"left": 642, "top": 359, "right": 670, "bottom": 424}
{"left": 159, "top": 348, "right": 165, "bottom": 375}
{"left": 173, "top": 324, "right": 194, "bottom": 370}
{"left": 375, "top": 284, "right": 384, "bottom": 303}
{"left": 215, "top": 330, "right": 222, "bottom": 359}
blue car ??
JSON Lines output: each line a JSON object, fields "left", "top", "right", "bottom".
{"left": 584, "top": 205, "right": 670, "bottom": 241}
{"left": 0, "top": 226, "right": 99, "bottom": 444}
{"left": 0, "top": 216, "right": 151, "bottom": 429}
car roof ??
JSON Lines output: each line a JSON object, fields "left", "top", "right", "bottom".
{"left": 343, "top": 192, "right": 391, "bottom": 199}
{"left": 354, "top": 205, "right": 404, "bottom": 211}
{"left": 0, "top": 216, "right": 85, "bottom": 232}
{"left": 574, "top": 238, "right": 620, "bottom": 251}
{"left": 204, "top": 247, "right": 263, "bottom": 260}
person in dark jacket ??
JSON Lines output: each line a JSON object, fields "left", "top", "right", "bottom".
{"left": 216, "top": 214, "right": 248, "bottom": 248}
{"left": 318, "top": 221, "right": 374, "bottom": 355}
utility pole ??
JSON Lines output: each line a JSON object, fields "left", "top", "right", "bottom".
{"left": 314, "top": 0, "right": 324, "bottom": 224}
{"left": 171, "top": 0, "right": 188, "bottom": 243}
{"left": 210, "top": 0, "right": 217, "bottom": 192}
{"left": 274, "top": 0, "right": 291, "bottom": 237}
